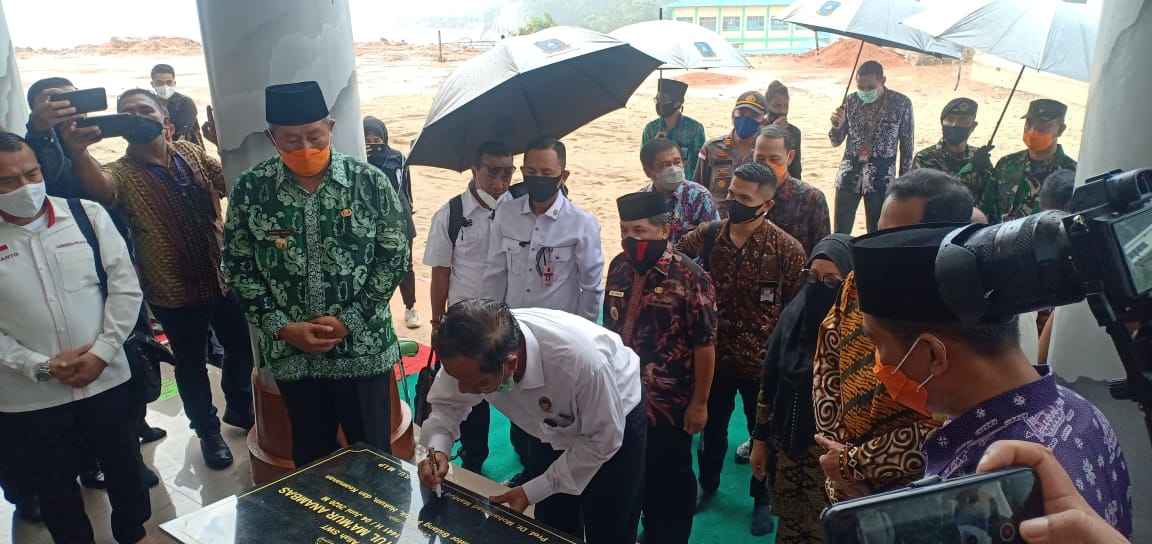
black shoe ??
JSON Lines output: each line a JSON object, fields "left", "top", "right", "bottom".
{"left": 13, "top": 495, "right": 42, "bottom": 523}
{"left": 139, "top": 426, "right": 168, "bottom": 444}
{"left": 696, "top": 483, "right": 716, "bottom": 513}
{"left": 503, "top": 471, "right": 532, "bottom": 488}
{"left": 141, "top": 465, "right": 161, "bottom": 488}
{"left": 223, "top": 409, "right": 255, "bottom": 431}
{"left": 80, "top": 469, "right": 107, "bottom": 490}
{"left": 199, "top": 433, "right": 234, "bottom": 470}
{"left": 750, "top": 503, "right": 776, "bottom": 536}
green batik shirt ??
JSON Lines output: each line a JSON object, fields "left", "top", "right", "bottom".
{"left": 912, "top": 141, "right": 999, "bottom": 220}
{"left": 993, "top": 145, "right": 1077, "bottom": 221}
{"left": 223, "top": 151, "right": 410, "bottom": 382}
{"left": 642, "top": 114, "right": 707, "bottom": 179}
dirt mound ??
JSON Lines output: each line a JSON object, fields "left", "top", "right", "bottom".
{"left": 800, "top": 39, "right": 909, "bottom": 69}
{"left": 18, "top": 36, "right": 203, "bottom": 56}
{"left": 672, "top": 71, "right": 746, "bottom": 87}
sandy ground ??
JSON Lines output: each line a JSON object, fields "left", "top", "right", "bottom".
{"left": 15, "top": 41, "right": 1090, "bottom": 338}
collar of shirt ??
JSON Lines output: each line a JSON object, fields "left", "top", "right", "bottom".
{"left": 924, "top": 370, "right": 1058, "bottom": 473}
{"left": 462, "top": 182, "right": 510, "bottom": 216}
{"left": 0, "top": 198, "right": 58, "bottom": 228}
{"left": 274, "top": 151, "right": 354, "bottom": 191}
{"left": 775, "top": 176, "right": 797, "bottom": 200}
{"left": 642, "top": 182, "right": 684, "bottom": 205}
{"left": 518, "top": 191, "right": 569, "bottom": 219}
{"left": 518, "top": 323, "right": 546, "bottom": 389}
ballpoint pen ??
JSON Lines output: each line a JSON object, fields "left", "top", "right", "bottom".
{"left": 427, "top": 447, "right": 444, "bottom": 498}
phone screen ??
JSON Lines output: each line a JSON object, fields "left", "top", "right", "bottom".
{"left": 822, "top": 468, "right": 1042, "bottom": 544}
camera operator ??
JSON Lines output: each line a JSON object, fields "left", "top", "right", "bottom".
{"left": 851, "top": 224, "right": 1133, "bottom": 538}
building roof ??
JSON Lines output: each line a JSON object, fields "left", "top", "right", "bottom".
{"left": 664, "top": 0, "right": 794, "bottom": 7}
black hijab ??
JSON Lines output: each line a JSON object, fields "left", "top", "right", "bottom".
{"left": 758, "top": 234, "right": 853, "bottom": 456}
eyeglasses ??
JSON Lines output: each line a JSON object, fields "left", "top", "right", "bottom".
{"left": 801, "top": 268, "right": 843, "bottom": 289}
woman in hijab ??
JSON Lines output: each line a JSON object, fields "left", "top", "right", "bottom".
{"left": 750, "top": 234, "right": 853, "bottom": 542}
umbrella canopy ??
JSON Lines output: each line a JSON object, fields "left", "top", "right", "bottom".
{"left": 903, "top": 0, "right": 1099, "bottom": 82}
{"left": 609, "top": 20, "right": 751, "bottom": 70}
{"left": 408, "top": 26, "right": 662, "bottom": 171}
{"left": 780, "top": 0, "right": 962, "bottom": 58}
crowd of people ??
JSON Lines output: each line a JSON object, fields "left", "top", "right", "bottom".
{"left": 0, "top": 57, "right": 1134, "bottom": 544}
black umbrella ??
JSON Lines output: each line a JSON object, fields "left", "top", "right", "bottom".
{"left": 408, "top": 26, "right": 662, "bottom": 172}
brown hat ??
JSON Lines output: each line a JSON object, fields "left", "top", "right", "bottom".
{"left": 1022, "top": 99, "right": 1067, "bottom": 121}
{"left": 734, "top": 91, "right": 768, "bottom": 114}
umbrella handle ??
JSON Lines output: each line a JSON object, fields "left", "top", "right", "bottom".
{"left": 841, "top": 40, "right": 865, "bottom": 105}
{"left": 987, "top": 65, "right": 1027, "bottom": 147}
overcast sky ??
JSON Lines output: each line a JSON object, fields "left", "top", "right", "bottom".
{"left": 2, "top": 0, "right": 509, "bottom": 48}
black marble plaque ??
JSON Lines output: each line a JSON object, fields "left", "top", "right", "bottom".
{"left": 161, "top": 446, "right": 582, "bottom": 544}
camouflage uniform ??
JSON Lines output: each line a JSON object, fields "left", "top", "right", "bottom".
{"left": 693, "top": 133, "right": 755, "bottom": 217}
{"left": 993, "top": 146, "right": 1077, "bottom": 220}
{"left": 913, "top": 142, "right": 998, "bottom": 219}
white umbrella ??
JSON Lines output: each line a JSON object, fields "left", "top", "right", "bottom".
{"left": 610, "top": 20, "right": 751, "bottom": 70}
{"left": 903, "top": 0, "right": 1100, "bottom": 143}
{"left": 780, "top": 0, "right": 962, "bottom": 102}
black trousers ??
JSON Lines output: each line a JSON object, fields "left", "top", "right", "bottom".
{"left": 510, "top": 422, "right": 550, "bottom": 477}
{"left": 277, "top": 374, "right": 394, "bottom": 467}
{"left": 643, "top": 424, "right": 696, "bottom": 544}
{"left": 459, "top": 400, "right": 490, "bottom": 470}
{"left": 152, "top": 293, "right": 253, "bottom": 435}
{"left": 699, "top": 372, "right": 758, "bottom": 493}
{"left": 0, "top": 382, "right": 150, "bottom": 543}
{"left": 531, "top": 399, "right": 647, "bottom": 544}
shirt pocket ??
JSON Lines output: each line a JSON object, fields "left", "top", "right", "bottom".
{"left": 545, "top": 245, "right": 577, "bottom": 283}
{"left": 54, "top": 245, "right": 100, "bottom": 292}
{"left": 502, "top": 237, "right": 530, "bottom": 277}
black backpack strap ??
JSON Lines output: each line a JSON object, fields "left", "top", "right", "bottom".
{"left": 67, "top": 198, "right": 108, "bottom": 297}
{"left": 700, "top": 220, "right": 722, "bottom": 273}
{"left": 447, "top": 194, "right": 465, "bottom": 247}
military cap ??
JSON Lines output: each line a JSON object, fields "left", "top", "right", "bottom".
{"left": 941, "top": 98, "right": 978, "bottom": 120}
{"left": 617, "top": 191, "right": 668, "bottom": 221}
{"left": 657, "top": 79, "right": 688, "bottom": 103}
{"left": 852, "top": 223, "right": 967, "bottom": 323}
{"left": 266, "top": 81, "right": 329, "bottom": 126}
{"left": 734, "top": 90, "right": 768, "bottom": 114}
{"left": 1022, "top": 99, "right": 1067, "bottom": 121}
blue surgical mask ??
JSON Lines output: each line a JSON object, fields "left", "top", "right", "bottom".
{"left": 734, "top": 116, "right": 761, "bottom": 139}
{"left": 857, "top": 88, "right": 880, "bottom": 104}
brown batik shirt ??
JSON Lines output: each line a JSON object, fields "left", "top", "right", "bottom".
{"left": 602, "top": 249, "right": 717, "bottom": 428}
{"left": 678, "top": 219, "right": 805, "bottom": 381}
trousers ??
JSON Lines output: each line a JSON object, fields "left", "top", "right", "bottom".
{"left": 459, "top": 400, "right": 490, "bottom": 470}
{"left": 531, "top": 399, "right": 647, "bottom": 544}
{"left": 642, "top": 424, "right": 696, "bottom": 544}
{"left": 0, "top": 382, "right": 150, "bottom": 543}
{"left": 277, "top": 374, "right": 394, "bottom": 467}
{"left": 698, "top": 372, "right": 760, "bottom": 497}
{"left": 151, "top": 293, "right": 253, "bottom": 435}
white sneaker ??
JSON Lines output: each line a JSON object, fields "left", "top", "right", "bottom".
{"left": 405, "top": 308, "right": 421, "bottom": 329}
{"left": 735, "top": 440, "right": 752, "bottom": 464}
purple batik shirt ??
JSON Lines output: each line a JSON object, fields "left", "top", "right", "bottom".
{"left": 923, "top": 370, "right": 1133, "bottom": 537}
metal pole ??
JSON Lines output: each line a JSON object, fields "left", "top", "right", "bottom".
{"left": 841, "top": 40, "right": 865, "bottom": 104}
{"left": 438, "top": 30, "right": 444, "bottom": 62}
{"left": 987, "top": 64, "right": 1027, "bottom": 147}
{"left": 815, "top": 30, "right": 820, "bottom": 54}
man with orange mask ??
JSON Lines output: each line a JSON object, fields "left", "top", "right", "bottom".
{"left": 992, "top": 99, "right": 1077, "bottom": 221}
{"left": 223, "top": 81, "right": 410, "bottom": 467}
{"left": 65, "top": 88, "right": 253, "bottom": 471}
{"left": 754, "top": 124, "right": 829, "bottom": 254}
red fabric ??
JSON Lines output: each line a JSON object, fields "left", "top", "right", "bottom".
{"left": 401, "top": 342, "right": 434, "bottom": 376}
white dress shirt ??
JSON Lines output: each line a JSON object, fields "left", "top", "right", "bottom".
{"left": 423, "top": 186, "right": 511, "bottom": 305}
{"left": 481, "top": 193, "right": 605, "bottom": 321}
{"left": 421, "top": 308, "right": 641, "bottom": 504}
{"left": 0, "top": 197, "right": 142, "bottom": 413}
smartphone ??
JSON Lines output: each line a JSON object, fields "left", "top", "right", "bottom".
{"left": 50, "top": 88, "right": 108, "bottom": 115}
{"left": 821, "top": 467, "right": 1043, "bottom": 544}
{"left": 75, "top": 114, "right": 145, "bottom": 140}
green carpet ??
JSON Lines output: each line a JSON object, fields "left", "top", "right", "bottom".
{"left": 401, "top": 378, "right": 778, "bottom": 543}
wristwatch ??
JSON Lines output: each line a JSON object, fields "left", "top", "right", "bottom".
{"left": 35, "top": 361, "right": 53, "bottom": 382}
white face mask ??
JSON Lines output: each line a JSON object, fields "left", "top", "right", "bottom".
{"left": 477, "top": 189, "right": 500, "bottom": 210}
{"left": 654, "top": 164, "right": 685, "bottom": 190}
{"left": 0, "top": 182, "right": 47, "bottom": 218}
{"left": 153, "top": 85, "right": 176, "bottom": 100}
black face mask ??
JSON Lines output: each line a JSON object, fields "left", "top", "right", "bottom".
{"left": 622, "top": 238, "right": 668, "bottom": 273}
{"left": 727, "top": 200, "right": 765, "bottom": 223}
{"left": 124, "top": 117, "right": 165, "bottom": 145}
{"left": 767, "top": 112, "right": 785, "bottom": 124}
{"left": 942, "top": 125, "right": 973, "bottom": 146}
{"left": 523, "top": 175, "right": 562, "bottom": 203}
{"left": 656, "top": 102, "right": 680, "bottom": 118}
{"left": 802, "top": 283, "right": 839, "bottom": 336}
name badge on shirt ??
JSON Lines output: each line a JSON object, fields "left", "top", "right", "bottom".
{"left": 267, "top": 228, "right": 296, "bottom": 238}
{"left": 608, "top": 290, "right": 626, "bottom": 298}
{"left": 760, "top": 284, "right": 778, "bottom": 304}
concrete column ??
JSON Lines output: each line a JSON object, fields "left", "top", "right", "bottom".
{"left": 0, "top": 2, "right": 27, "bottom": 133}
{"left": 195, "top": 0, "right": 365, "bottom": 188}
{"left": 1049, "top": 0, "right": 1152, "bottom": 535}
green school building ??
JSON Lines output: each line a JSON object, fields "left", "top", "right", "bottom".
{"left": 662, "top": 0, "right": 833, "bottom": 53}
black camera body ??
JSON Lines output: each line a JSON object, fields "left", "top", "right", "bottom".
{"left": 936, "top": 168, "right": 1152, "bottom": 324}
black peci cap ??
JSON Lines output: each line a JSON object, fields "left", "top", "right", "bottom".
{"left": 657, "top": 79, "right": 688, "bottom": 103}
{"left": 265, "top": 81, "right": 329, "bottom": 126}
{"left": 851, "top": 224, "right": 967, "bottom": 323}
{"left": 617, "top": 191, "right": 668, "bottom": 221}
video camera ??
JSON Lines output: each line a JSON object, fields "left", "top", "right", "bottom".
{"left": 935, "top": 168, "right": 1152, "bottom": 442}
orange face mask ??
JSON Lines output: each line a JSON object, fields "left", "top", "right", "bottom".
{"left": 278, "top": 145, "right": 332, "bottom": 178}
{"left": 1022, "top": 130, "right": 1055, "bottom": 153}
{"left": 768, "top": 161, "right": 789, "bottom": 184}
{"left": 873, "top": 338, "right": 934, "bottom": 417}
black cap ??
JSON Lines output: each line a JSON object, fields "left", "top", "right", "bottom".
{"left": 941, "top": 98, "right": 978, "bottom": 120}
{"left": 265, "top": 81, "right": 329, "bottom": 126}
{"left": 734, "top": 90, "right": 768, "bottom": 114}
{"left": 852, "top": 224, "right": 967, "bottom": 323}
{"left": 617, "top": 192, "right": 668, "bottom": 221}
{"left": 657, "top": 79, "right": 688, "bottom": 103}
{"left": 1022, "top": 99, "right": 1067, "bottom": 121}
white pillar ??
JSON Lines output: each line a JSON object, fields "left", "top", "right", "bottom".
{"left": 1049, "top": 0, "right": 1152, "bottom": 535}
{"left": 195, "top": 0, "right": 364, "bottom": 188}
{"left": 0, "top": 2, "right": 27, "bottom": 133}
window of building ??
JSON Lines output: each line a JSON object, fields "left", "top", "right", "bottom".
{"left": 676, "top": 17, "right": 695, "bottom": 24}
{"left": 722, "top": 16, "right": 741, "bottom": 31}
{"left": 698, "top": 17, "right": 717, "bottom": 31}
{"left": 746, "top": 16, "right": 765, "bottom": 31}
{"left": 770, "top": 17, "right": 790, "bottom": 31}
